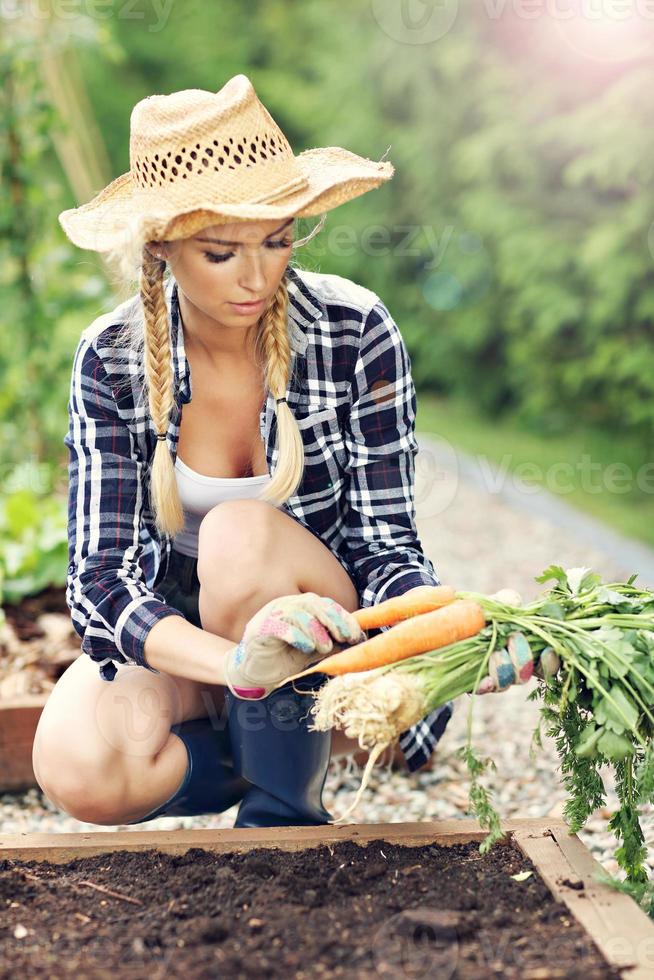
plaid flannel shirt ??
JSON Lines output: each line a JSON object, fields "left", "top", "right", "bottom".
{"left": 64, "top": 263, "right": 454, "bottom": 771}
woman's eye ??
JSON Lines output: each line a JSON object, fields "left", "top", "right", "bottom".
{"left": 203, "top": 239, "right": 292, "bottom": 264}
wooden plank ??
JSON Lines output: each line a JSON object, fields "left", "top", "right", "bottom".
{"left": 514, "top": 825, "right": 654, "bottom": 980}
{"left": 0, "top": 816, "right": 555, "bottom": 863}
{"left": 0, "top": 698, "right": 46, "bottom": 791}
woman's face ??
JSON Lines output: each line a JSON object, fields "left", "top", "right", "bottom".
{"left": 150, "top": 217, "right": 295, "bottom": 328}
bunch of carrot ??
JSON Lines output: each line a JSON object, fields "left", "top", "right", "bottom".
{"left": 284, "top": 584, "right": 487, "bottom": 683}
{"left": 286, "top": 584, "right": 495, "bottom": 828}
{"left": 299, "top": 566, "right": 654, "bottom": 914}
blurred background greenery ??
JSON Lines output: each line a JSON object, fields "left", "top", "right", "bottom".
{"left": 2, "top": 0, "right": 654, "bottom": 606}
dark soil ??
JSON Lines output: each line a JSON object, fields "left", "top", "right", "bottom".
{"left": 0, "top": 836, "right": 622, "bottom": 979}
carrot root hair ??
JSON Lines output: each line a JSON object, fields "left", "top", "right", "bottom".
{"left": 308, "top": 671, "right": 429, "bottom": 821}
{"left": 328, "top": 742, "right": 388, "bottom": 824}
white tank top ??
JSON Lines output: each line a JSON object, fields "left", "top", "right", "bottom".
{"left": 172, "top": 455, "right": 273, "bottom": 558}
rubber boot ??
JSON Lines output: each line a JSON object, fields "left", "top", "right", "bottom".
{"left": 126, "top": 716, "right": 251, "bottom": 823}
{"left": 225, "top": 675, "right": 333, "bottom": 828}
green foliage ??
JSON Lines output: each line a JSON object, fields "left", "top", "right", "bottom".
{"left": 594, "top": 866, "right": 654, "bottom": 919}
{"left": 0, "top": 20, "right": 114, "bottom": 600}
{"left": 458, "top": 743, "right": 505, "bottom": 855}
{"left": 608, "top": 758, "right": 649, "bottom": 885}
{"left": 393, "top": 565, "right": 654, "bottom": 906}
{"left": 500, "top": 570, "right": 654, "bottom": 897}
{"left": 0, "top": 465, "right": 68, "bottom": 605}
{"left": 6, "top": 5, "right": 654, "bottom": 598}
{"left": 0, "top": 28, "right": 111, "bottom": 474}
{"left": 544, "top": 699, "right": 607, "bottom": 832}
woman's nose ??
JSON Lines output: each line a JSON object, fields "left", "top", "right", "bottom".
{"left": 238, "top": 252, "right": 267, "bottom": 292}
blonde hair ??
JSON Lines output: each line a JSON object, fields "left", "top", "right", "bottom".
{"left": 104, "top": 216, "right": 325, "bottom": 539}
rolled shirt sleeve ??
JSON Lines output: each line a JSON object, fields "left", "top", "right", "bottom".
{"left": 64, "top": 334, "right": 183, "bottom": 681}
{"left": 343, "top": 298, "right": 441, "bottom": 608}
{"left": 342, "top": 298, "right": 454, "bottom": 770}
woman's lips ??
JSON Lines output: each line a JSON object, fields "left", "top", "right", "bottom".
{"left": 229, "top": 299, "right": 265, "bottom": 314}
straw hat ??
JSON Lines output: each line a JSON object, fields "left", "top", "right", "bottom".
{"left": 58, "top": 74, "right": 394, "bottom": 253}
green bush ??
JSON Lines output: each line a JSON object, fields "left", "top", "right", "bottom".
{"left": 0, "top": 464, "right": 67, "bottom": 605}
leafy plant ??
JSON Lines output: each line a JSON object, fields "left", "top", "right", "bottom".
{"left": 0, "top": 464, "right": 67, "bottom": 604}
{"left": 459, "top": 566, "right": 654, "bottom": 901}
{"left": 312, "top": 565, "right": 654, "bottom": 915}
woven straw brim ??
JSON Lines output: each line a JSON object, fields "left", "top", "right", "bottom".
{"left": 58, "top": 147, "right": 394, "bottom": 253}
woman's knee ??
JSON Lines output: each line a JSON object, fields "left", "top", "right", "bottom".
{"left": 197, "top": 499, "right": 276, "bottom": 591}
{"left": 41, "top": 657, "right": 181, "bottom": 751}
{"left": 33, "top": 735, "right": 128, "bottom": 824}
{"left": 31, "top": 654, "right": 192, "bottom": 821}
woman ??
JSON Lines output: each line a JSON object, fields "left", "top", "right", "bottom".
{"left": 32, "top": 74, "right": 455, "bottom": 829}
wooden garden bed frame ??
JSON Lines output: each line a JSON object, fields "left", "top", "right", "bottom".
{"left": 0, "top": 696, "right": 45, "bottom": 791}
{"left": 2, "top": 817, "right": 654, "bottom": 977}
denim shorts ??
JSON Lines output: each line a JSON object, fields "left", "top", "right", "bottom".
{"left": 155, "top": 547, "right": 202, "bottom": 628}
{"left": 156, "top": 544, "right": 362, "bottom": 629}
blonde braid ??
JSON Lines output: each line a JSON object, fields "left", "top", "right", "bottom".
{"left": 257, "top": 273, "right": 305, "bottom": 506}
{"left": 140, "top": 245, "right": 185, "bottom": 537}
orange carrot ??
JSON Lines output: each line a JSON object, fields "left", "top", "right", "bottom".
{"left": 288, "top": 599, "right": 486, "bottom": 681}
{"left": 352, "top": 585, "right": 456, "bottom": 630}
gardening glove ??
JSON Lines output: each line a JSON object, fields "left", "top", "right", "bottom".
{"left": 533, "top": 646, "right": 561, "bottom": 682}
{"left": 475, "top": 632, "right": 536, "bottom": 695}
{"left": 224, "top": 592, "right": 366, "bottom": 700}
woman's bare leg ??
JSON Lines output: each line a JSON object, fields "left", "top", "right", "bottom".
{"left": 34, "top": 500, "right": 364, "bottom": 823}
{"left": 197, "top": 500, "right": 365, "bottom": 760}
{"left": 196, "top": 498, "right": 359, "bottom": 637}
{"left": 32, "top": 653, "right": 227, "bottom": 824}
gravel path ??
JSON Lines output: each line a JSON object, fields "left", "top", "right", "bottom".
{"left": 2, "top": 440, "right": 653, "bottom": 884}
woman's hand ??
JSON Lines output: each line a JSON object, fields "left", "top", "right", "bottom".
{"left": 224, "top": 592, "right": 366, "bottom": 700}
{"left": 475, "top": 637, "right": 561, "bottom": 694}
{"left": 475, "top": 632, "right": 536, "bottom": 694}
